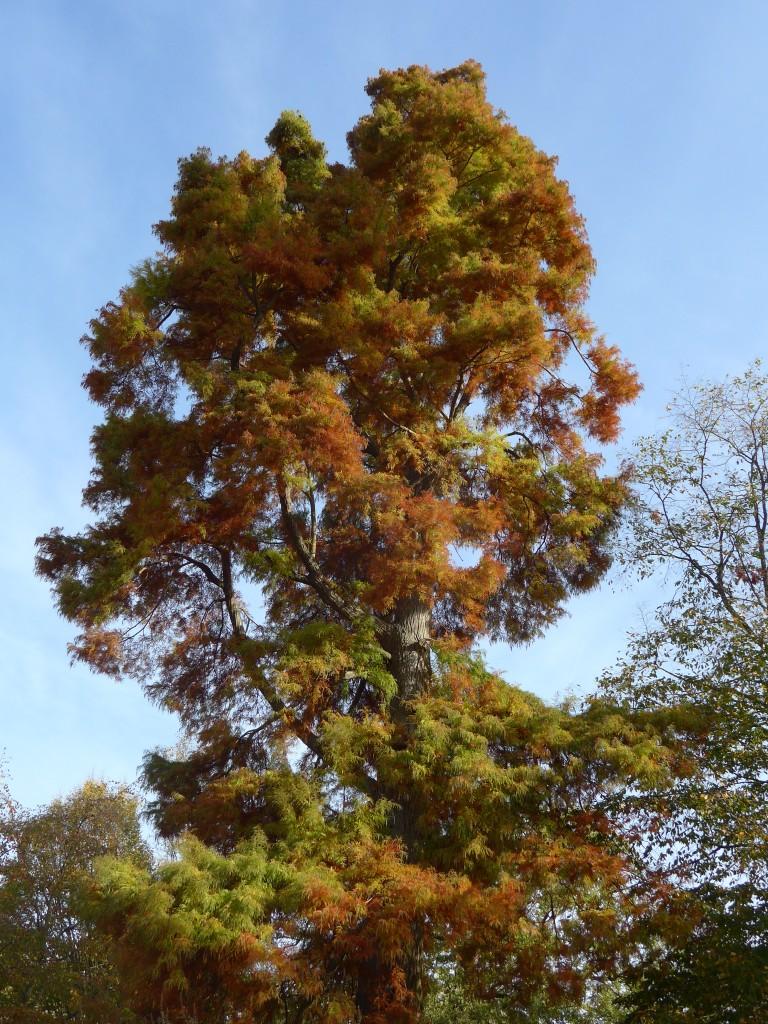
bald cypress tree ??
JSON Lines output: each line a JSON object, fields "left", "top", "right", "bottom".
{"left": 38, "top": 62, "right": 676, "bottom": 1022}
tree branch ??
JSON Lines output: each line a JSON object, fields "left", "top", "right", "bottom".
{"left": 277, "top": 487, "right": 360, "bottom": 624}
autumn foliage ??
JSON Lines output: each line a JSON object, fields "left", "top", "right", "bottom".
{"left": 37, "top": 62, "right": 674, "bottom": 1022}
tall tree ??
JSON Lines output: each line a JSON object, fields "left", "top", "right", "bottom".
{"left": 38, "top": 62, "right": 673, "bottom": 1021}
{"left": 604, "top": 365, "right": 768, "bottom": 884}
{"left": 0, "top": 781, "right": 149, "bottom": 1022}
{"left": 601, "top": 365, "right": 768, "bottom": 1021}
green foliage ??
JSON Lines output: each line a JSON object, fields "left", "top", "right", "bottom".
{"left": 0, "top": 780, "right": 149, "bottom": 1023}
{"left": 601, "top": 365, "right": 768, "bottom": 1020}
{"left": 266, "top": 109, "right": 330, "bottom": 206}
{"left": 604, "top": 364, "right": 768, "bottom": 883}
{"left": 90, "top": 832, "right": 301, "bottom": 1022}
{"left": 425, "top": 958, "right": 625, "bottom": 1023}
{"left": 619, "top": 885, "right": 768, "bottom": 1023}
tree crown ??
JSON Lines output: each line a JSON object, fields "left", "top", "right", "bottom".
{"left": 36, "top": 62, "right": 663, "bottom": 1024}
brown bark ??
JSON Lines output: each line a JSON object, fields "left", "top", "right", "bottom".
{"left": 382, "top": 595, "right": 432, "bottom": 704}
{"left": 354, "top": 597, "right": 432, "bottom": 1021}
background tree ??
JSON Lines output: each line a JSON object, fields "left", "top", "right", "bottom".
{"left": 605, "top": 365, "right": 768, "bottom": 883}
{"left": 38, "top": 61, "right": 678, "bottom": 1022}
{"left": 601, "top": 365, "right": 768, "bottom": 1021}
{"left": 424, "top": 956, "right": 625, "bottom": 1023}
{"left": 619, "top": 883, "right": 768, "bottom": 1023}
{"left": 0, "top": 780, "right": 149, "bottom": 1022}
{"left": 0, "top": 761, "right": 16, "bottom": 867}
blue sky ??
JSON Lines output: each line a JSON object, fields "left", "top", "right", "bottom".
{"left": 2, "top": 1, "right": 767, "bottom": 807}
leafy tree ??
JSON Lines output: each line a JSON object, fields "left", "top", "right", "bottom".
{"left": 0, "top": 761, "right": 16, "bottom": 867}
{"left": 38, "top": 61, "right": 677, "bottom": 1022}
{"left": 424, "top": 956, "right": 625, "bottom": 1023}
{"left": 601, "top": 365, "right": 768, "bottom": 1020}
{"left": 604, "top": 365, "right": 768, "bottom": 883}
{"left": 0, "top": 780, "right": 149, "bottom": 1022}
{"left": 618, "top": 884, "right": 768, "bottom": 1023}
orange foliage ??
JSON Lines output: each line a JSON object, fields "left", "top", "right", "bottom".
{"left": 35, "top": 62, "right": 667, "bottom": 1022}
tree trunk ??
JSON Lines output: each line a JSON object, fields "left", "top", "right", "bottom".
{"left": 354, "top": 596, "right": 431, "bottom": 1021}
{"left": 354, "top": 921, "right": 425, "bottom": 1023}
{"left": 383, "top": 595, "right": 432, "bottom": 705}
